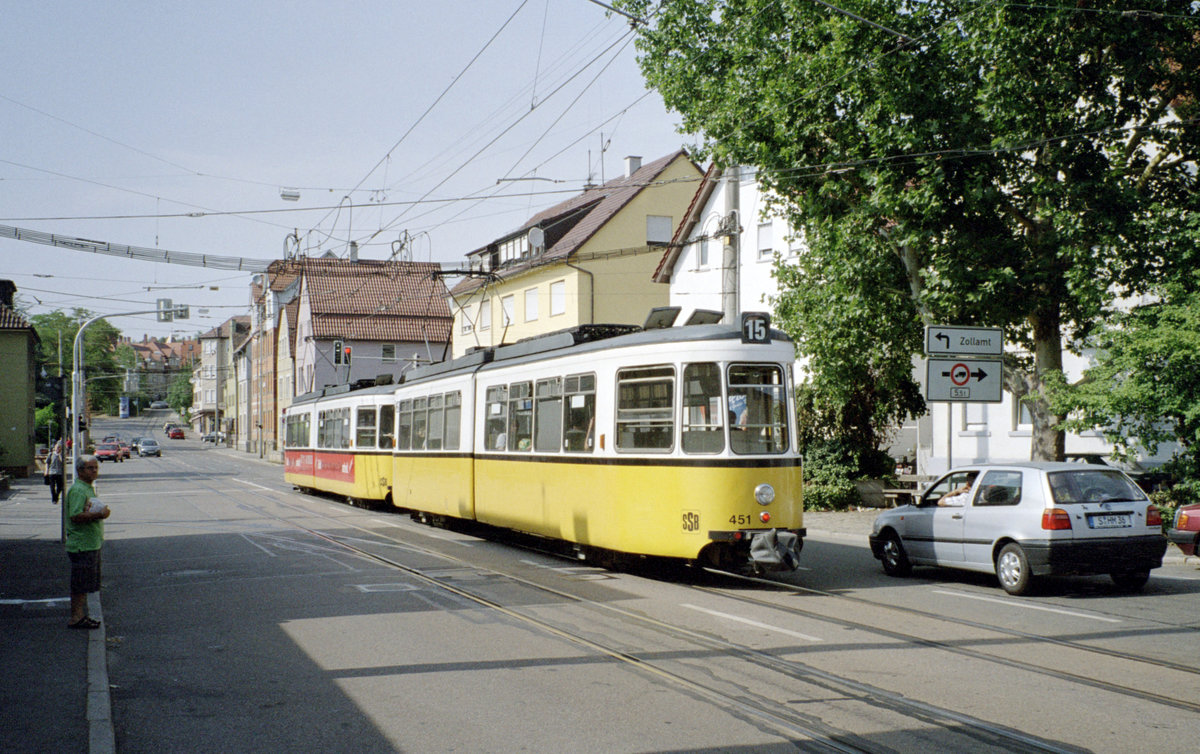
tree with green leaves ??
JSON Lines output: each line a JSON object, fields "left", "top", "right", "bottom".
{"left": 1058, "top": 273, "right": 1200, "bottom": 485}
{"left": 167, "top": 369, "right": 193, "bottom": 418}
{"left": 621, "top": 0, "right": 1200, "bottom": 461}
{"left": 31, "top": 308, "right": 127, "bottom": 415}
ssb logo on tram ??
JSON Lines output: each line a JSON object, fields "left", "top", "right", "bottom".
{"left": 682, "top": 510, "right": 701, "bottom": 533}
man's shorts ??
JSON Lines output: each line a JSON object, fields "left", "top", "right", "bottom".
{"left": 68, "top": 549, "right": 102, "bottom": 593}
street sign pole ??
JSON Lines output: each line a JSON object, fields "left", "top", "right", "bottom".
{"left": 923, "top": 325, "right": 1005, "bottom": 475}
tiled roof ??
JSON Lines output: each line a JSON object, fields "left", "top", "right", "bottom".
{"left": 653, "top": 162, "right": 723, "bottom": 283}
{"left": 302, "top": 258, "right": 451, "bottom": 318}
{"left": 0, "top": 303, "right": 33, "bottom": 330}
{"left": 311, "top": 314, "right": 451, "bottom": 343}
{"left": 451, "top": 150, "right": 693, "bottom": 296}
{"left": 290, "top": 256, "right": 453, "bottom": 344}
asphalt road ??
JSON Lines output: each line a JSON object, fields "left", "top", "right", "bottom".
{"left": 88, "top": 413, "right": 1200, "bottom": 753}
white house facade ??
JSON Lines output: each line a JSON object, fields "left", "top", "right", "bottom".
{"left": 656, "top": 166, "right": 1164, "bottom": 476}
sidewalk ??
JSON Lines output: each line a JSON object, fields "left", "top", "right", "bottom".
{"left": 0, "top": 475, "right": 114, "bottom": 754}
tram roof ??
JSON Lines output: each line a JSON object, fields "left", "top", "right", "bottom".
{"left": 288, "top": 321, "right": 793, "bottom": 407}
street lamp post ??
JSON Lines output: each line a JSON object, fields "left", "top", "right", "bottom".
{"left": 70, "top": 304, "right": 188, "bottom": 485}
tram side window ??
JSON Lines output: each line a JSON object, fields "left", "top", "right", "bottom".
{"left": 728, "top": 364, "right": 788, "bottom": 455}
{"left": 285, "top": 413, "right": 311, "bottom": 448}
{"left": 616, "top": 366, "right": 675, "bottom": 452}
{"left": 485, "top": 386, "right": 508, "bottom": 450}
{"left": 396, "top": 399, "right": 413, "bottom": 450}
{"left": 378, "top": 405, "right": 395, "bottom": 449}
{"left": 412, "top": 397, "right": 428, "bottom": 450}
{"left": 318, "top": 408, "right": 350, "bottom": 449}
{"left": 562, "top": 373, "right": 595, "bottom": 452}
{"left": 444, "top": 392, "right": 461, "bottom": 450}
{"left": 355, "top": 407, "right": 377, "bottom": 448}
{"left": 427, "top": 394, "right": 445, "bottom": 450}
{"left": 534, "top": 377, "right": 563, "bottom": 453}
{"left": 508, "top": 382, "right": 533, "bottom": 451}
{"left": 682, "top": 363, "right": 724, "bottom": 454}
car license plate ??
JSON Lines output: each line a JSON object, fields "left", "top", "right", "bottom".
{"left": 1088, "top": 513, "right": 1131, "bottom": 529}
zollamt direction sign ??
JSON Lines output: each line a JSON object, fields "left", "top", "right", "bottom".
{"left": 924, "top": 325, "right": 1004, "bottom": 403}
{"left": 925, "top": 325, "right": 1004, "bottom": 356}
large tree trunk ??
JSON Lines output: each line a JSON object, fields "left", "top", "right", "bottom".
{"left": 1029, "top": 308, "right": 1066, "bottom": 461}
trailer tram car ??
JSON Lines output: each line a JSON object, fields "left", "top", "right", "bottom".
{"left": 283, "top": 315, "right": 805, "bottom": 572}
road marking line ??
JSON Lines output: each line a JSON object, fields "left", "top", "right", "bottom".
{"left": 232, "top": 478, "right": 277, "bottom": 492}
{"left": 682, "top": 603, "right": 823, "bottom": 641}
{"left": 0, "top": 597, "right": 69, "bottom": 605}
{"left": 121, "top": 489, "right": 242, "bottom": 497}
{"left": 932, "top": 589, "right": 1123, "bottom": 622}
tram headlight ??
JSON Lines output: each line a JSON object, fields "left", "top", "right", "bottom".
{"left": 755, "top": 483, "right": 775, "bottom": 505}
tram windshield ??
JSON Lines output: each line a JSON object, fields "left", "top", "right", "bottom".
{"left": 727, "top": 364, "right": 788, "bottom": 454}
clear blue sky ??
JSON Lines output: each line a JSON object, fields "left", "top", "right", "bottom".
{"left": 0, "top": 0, "right": 689, "bottom": 339}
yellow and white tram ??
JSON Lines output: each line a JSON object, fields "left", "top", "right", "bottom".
{"left": 283, "top": 315, "right": 805, "bottom": 571}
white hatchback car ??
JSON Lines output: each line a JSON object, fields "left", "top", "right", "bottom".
{"left": 869, "top": 462, "right": 1167, "bottom": 595}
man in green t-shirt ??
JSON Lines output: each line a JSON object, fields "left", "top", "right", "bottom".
{"left": 65, "top": 455, "right": 110, "bottom": 629}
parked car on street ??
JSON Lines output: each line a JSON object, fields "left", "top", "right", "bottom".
{"left": 1167, "top": 503, "right": 1199, "bottom": 557}
{"left": 168, "top": 427, "right": 185, "bottom": 440}
{"left": 150, "top": 400, "right": 169, "bottom": 409}
{"left": 869, "top": 462, "right": 1167, "bottom": 595}
{"left": 138, "top": 438, "right": 161, "bottom": 457}
{"left": 95, "top": 443, "right": 123, "bottom": 463}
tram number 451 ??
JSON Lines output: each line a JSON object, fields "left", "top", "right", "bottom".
{"left": 682, "top": 511, "right": 701, "bottom": 532}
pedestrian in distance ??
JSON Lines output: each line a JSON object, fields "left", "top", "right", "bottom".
{"left": 65, "top": 454, "right": 110, "bottom": 630}
{"left": 44, "top": 439, "right": 64, "bottom": 504}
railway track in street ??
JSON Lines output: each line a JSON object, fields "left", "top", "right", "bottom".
{"left": 199, "top": 478, "right": 1091, "bottom": 753}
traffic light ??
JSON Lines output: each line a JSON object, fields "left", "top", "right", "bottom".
{"left": 343, "top": 345, "right": 352, "bottom": 366}
{"left": 333, "top": 340, "right": 343, "bottom": 365}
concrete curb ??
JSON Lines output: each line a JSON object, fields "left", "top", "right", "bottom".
{"left": 86, "top": 592, "right": 115, "bottom": 754}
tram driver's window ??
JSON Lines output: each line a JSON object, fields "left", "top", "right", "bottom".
{"left": 562, "top": 373, "right": 596, "bottom": 452}
{"left": 616, "top": 366, "right": 675, "bottom": 452}
{"left": 682, "top": 363, "right": 723, "bottom": 454}
{"left": 727, "top": 364, "right": 788, "bottom": 455}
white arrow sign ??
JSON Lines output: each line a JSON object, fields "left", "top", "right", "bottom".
{"left": 925, "top": 358, "right": 1003, "bottom": 403}
{"left": 925, "top": 325, "right": 1004, "bottom": 356}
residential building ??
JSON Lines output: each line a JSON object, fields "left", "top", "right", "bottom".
{"left": 248, "top": 255, "right": 452, "bottom": 461}
{"left": 0, "top": 280, "right": 39, "bottom": 475}
{"left": 126, "top": 335, "right": 199, "bottom": 402}
{"left": 446, "top": 151, "right": 704, "bottom": 358}
{"left": 291, "top": 256, "right": 452, "bottom": 396}
{"left": 191, "top": 316, "right": 249, "bottom": 436}
{"left": 654, "top": 167, "right": 1164, "bottom": 475}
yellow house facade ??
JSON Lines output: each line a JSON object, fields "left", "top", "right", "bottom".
{"left": 448, "top": 151, "right": 703, "bottom": 358}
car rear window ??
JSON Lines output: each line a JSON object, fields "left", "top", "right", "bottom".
{"left": 1047, "top": 469, "right": 1147, "bottom": 505}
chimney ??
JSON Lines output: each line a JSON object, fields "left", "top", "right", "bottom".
{"left": 349, "top": 241, "right": 359, "bottom": 262}
{"left": 624, "top": 155, "right": 642, "bottom": 179}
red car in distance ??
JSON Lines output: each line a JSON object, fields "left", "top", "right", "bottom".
{"left": 95, "top": 443, "right": 123, "bottom": 462}
{"left": 168, "top": 427, "right": 185, "bottom": 440}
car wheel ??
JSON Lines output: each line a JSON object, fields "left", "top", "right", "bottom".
{"left": 996, "top": 543, "right": 1034, "bottom": 595}
{"left": 880, "top": 532, "right": 912, "bottom": 577}
{"left": 1110, "top": 569, "right": 1150, "bottom": 592}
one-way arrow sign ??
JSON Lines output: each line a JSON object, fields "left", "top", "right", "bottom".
{"left": 926, "top": 358, "right": 1003, "bottom": 402}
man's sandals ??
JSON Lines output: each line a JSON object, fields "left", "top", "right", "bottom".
{"left": 68, "top": 617, "right": 101, "bottom": 630}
